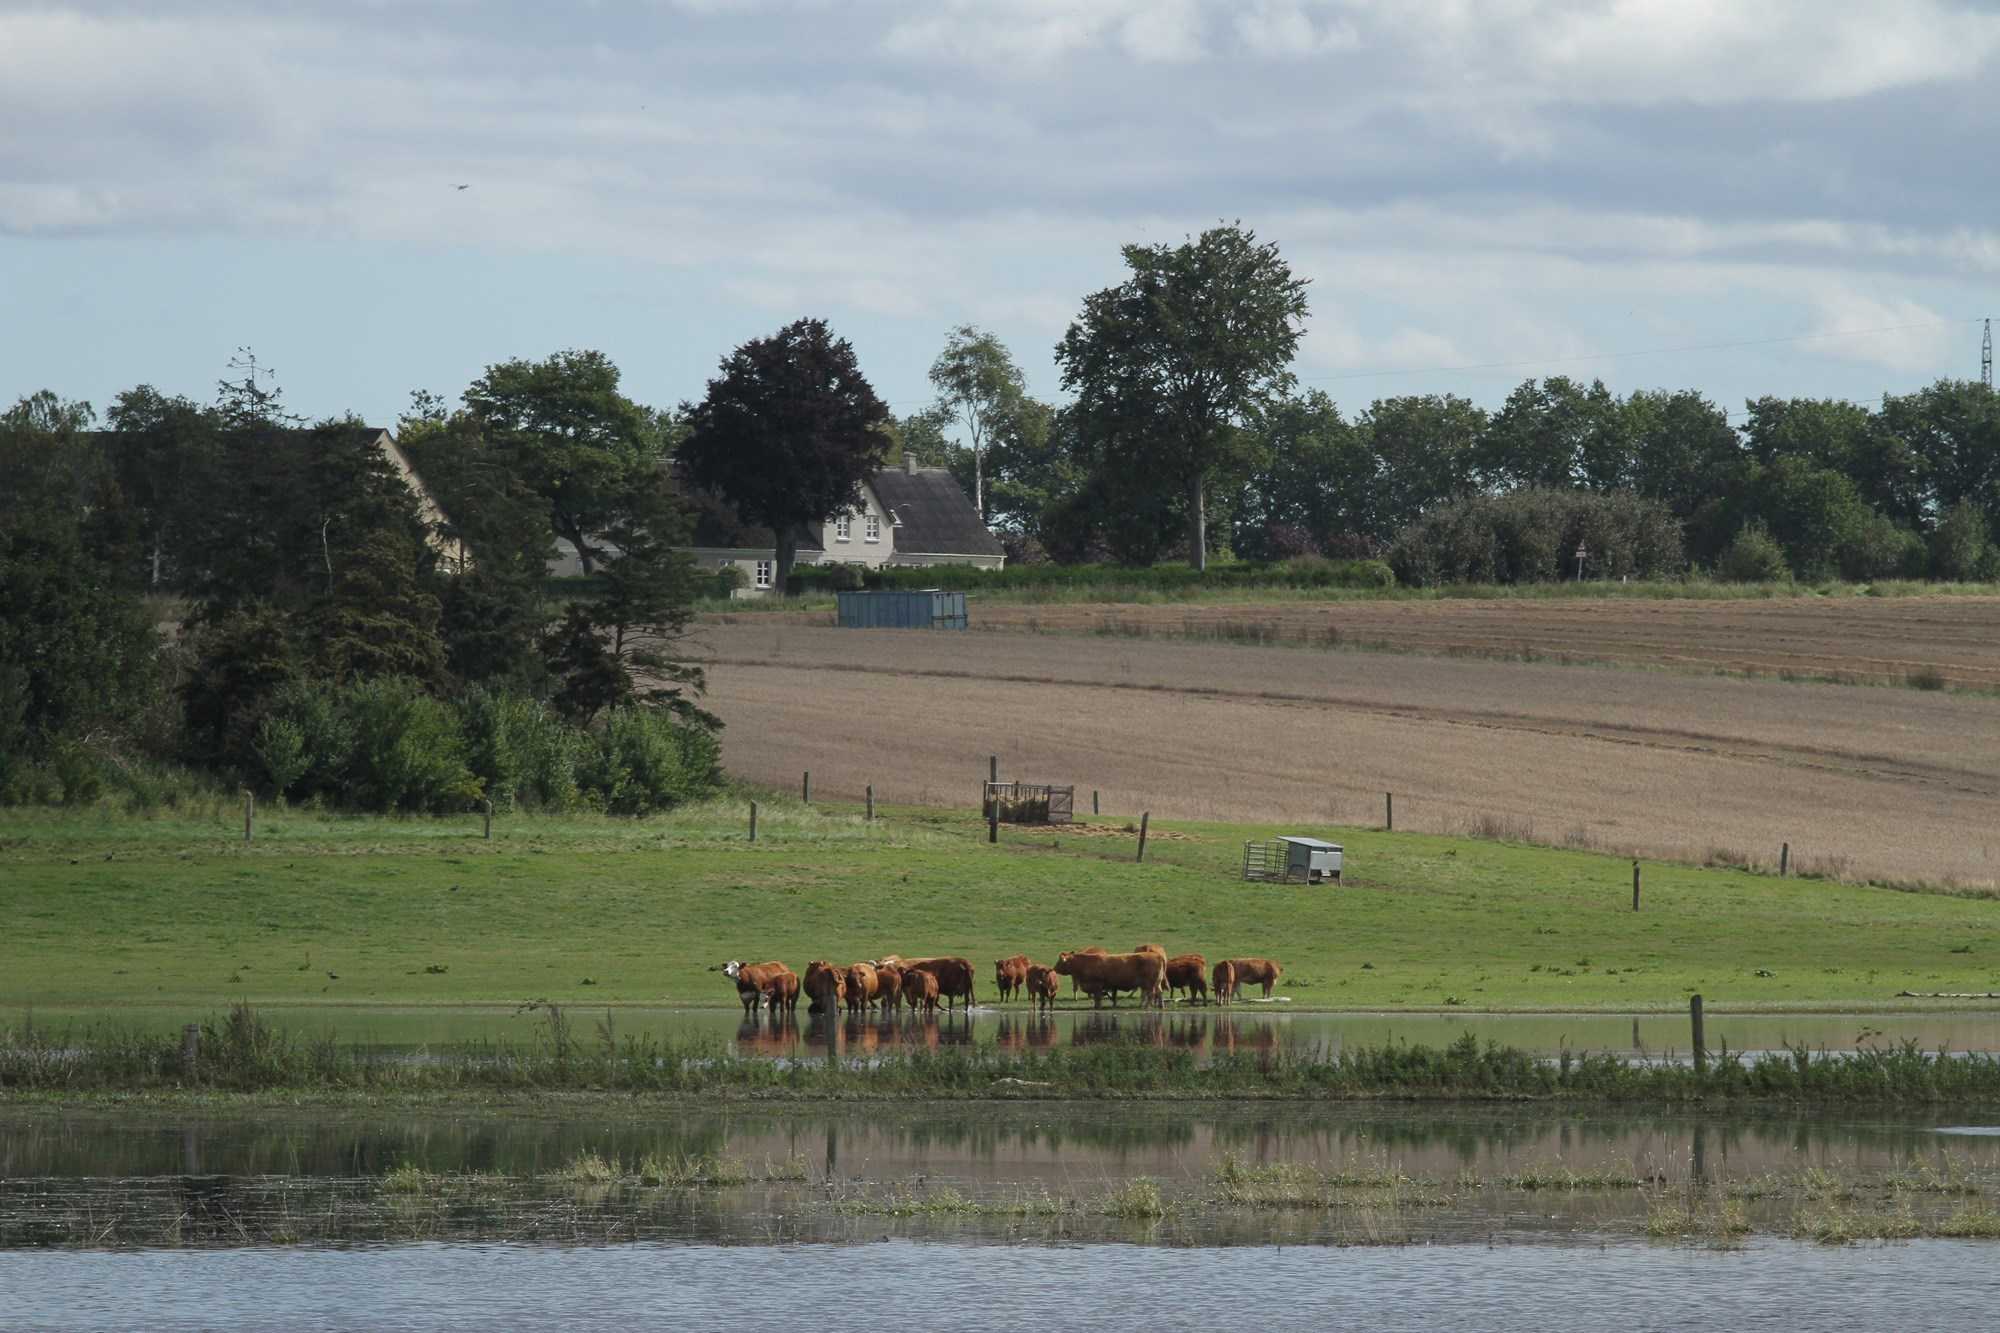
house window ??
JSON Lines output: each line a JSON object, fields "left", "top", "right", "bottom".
{"left": 754, "top": 560, "right": 773, "bottom": 589}
{"left": 865, "top": 513, "right": 881, "bottom": 543}
{"left": 834, "top": 513, "right": 851, "bottom": 542}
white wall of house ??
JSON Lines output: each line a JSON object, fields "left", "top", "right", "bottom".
{"left": 809, "top": 485, "right": 895, "bottom": 568}
{"left": 688, "top": 547, "right": 783, "bottom": 597}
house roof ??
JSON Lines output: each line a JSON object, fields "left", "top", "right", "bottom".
{"left": 870, "top": 465, "right": 1004, "bottom": 558}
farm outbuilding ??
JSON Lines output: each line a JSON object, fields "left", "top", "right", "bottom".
{"left": 836, "top": 589, "right": 969, "bottom": 630}
{"left": 1243, "top": 836, "right": 1343, "bottom": 884}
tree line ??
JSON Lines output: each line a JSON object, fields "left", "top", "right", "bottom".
{"left": 7, "top": 221, "right": 1999, "bottom": 804}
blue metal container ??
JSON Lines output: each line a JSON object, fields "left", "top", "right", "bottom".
{"left": 836, "top": 589, "right": 969, "bottom": 630}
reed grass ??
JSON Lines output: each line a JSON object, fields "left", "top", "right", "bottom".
{"left": 12, "top": 1006, "right": 2000, "bottom": 1106}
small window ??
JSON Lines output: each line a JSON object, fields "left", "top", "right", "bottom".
{"left": 865, "top": 513, "right": 881, "bottom": 542}
{"left": 754, "top": 560, "right": 773, "bottom": 589}
{"left": 834, "top": 514, "right": 851, "bottom": 542}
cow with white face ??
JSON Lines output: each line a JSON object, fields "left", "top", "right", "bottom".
{"left": 714, "top": 959, "right": 794, "bottom": 1016}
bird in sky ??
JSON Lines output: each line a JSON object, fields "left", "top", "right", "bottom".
{"left": 454, "top": 184, "right": 469, "bottom": 191}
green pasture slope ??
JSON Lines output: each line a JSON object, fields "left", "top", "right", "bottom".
{"left": 1, "top": 798, "right": 1995, "bottom": 1016}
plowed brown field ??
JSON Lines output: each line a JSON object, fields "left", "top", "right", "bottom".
{"left": 713, "top": 594, "right": 2000, "bottom": 688}
{"left": 688, "top": 615, "right": 2000, "bottom": 889}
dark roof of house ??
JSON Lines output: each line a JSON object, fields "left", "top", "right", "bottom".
{"left": 871, "top": 466, "right": 1003, "bottom": 558}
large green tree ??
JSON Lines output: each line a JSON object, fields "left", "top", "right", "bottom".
{"left": 928, "top": 325, "right": 1026, "bottom": 520}
{"left": 1358, "top": 394, "right": 1486, "bottom": 538}
{"left": 1232, "top": 390, "right": 1377, "bottom": 558}
{"left": 1056, "top": 223, "right": 1309, "bottom": 570}
{"left": 678, "top": 318, "right": 890, "bottom": 594}
{"left": 460, "top": 350, "right": 660, "bottom": 574}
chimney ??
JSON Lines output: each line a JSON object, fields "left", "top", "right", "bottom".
{"left": 904, "top": 454, "right": 918, "bottom": 475}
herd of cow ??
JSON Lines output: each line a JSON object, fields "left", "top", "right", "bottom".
{"left": 716, "top": 946, "right": 1283, "bottom": 1017}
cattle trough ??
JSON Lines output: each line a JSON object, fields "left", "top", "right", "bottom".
{"left": 1243, "top": 836, "right": 1343, "bottom": 884}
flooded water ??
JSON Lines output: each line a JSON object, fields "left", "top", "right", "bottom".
{"left": 10, "top": 1239, "right": 2000, "bottom": 1332}
{"left": 7, "top": 1103, "right": 2000, "bottom": 1327}
{"left": 18, "top": 1002, "right": 2000, "bottom": 1062}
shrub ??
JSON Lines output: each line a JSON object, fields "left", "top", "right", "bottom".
{"left": 1388, "top": 488, "right": 1684, "bottom": 586}
{"left": 341, "top": 676, "right": 481, "bottom": 812}
{"left": 1930, "top": 500, "right": 1993, "bottom": 582}
{"left": 576, "top": 708, "right": 722, "bottom": 815}
{"left": 458, "top": 686, "right": 546, "bottom": 810}
{"left": 515, "top": 704, "right": 583, "bottom": 811}
{"left": 251, "top": 715, "right": 310, "bottom": 798}
{"left": 1839, "top": 509, "right": 1927, "bottom": 582}
{"left": 708, "top": 564, "right": 748, "bottom": 599}
{"left": 1717, "top": 522, "right": 1792, "bottom": 583}
{"left": 260, "top": 681, "right": 354, "bottom": 801}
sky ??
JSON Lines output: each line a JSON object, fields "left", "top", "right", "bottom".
{"left": 4, "top": 0, "right": 1999, "bottom": 433}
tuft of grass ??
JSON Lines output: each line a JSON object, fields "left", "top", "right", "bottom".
{"left": 1096, "top": 1178, "right": 1166, "bottom": 1219}
{"left": 551, "top": 1149, "right": 618, "bottom": 1183}
{"left": 380, "top": 1162, "right": 436, "bottom": 1194}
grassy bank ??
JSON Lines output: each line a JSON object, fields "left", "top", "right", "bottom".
{"left": 7, "top": 1006, "right": 2000, "bottom": 1105}
{"left": 3, "top": 799, "right": 1998, "bottom": 1012}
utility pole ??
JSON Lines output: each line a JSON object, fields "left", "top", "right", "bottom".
{"left": 1983, "top": 317, "right": 1993, "bottom": 390}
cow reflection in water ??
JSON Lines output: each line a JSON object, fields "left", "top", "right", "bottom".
{"left": 734, "top": 1009, "right": 800, "bottom": 1058}
{"left": 797, "top": 1009, "right": 973, "bottom": 1055}
{"left": 994, "top": 1014, "right": 1059, "bottom": 1050}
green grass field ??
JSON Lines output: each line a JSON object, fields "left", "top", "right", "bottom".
{"left": 2, "top": 797, "right": 1996, "bottom": 1015}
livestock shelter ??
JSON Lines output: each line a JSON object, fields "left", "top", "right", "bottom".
{"left": 983, "top": 781, "right": 1075, "bottom": 825}
{"left": 836, "top": 589, "right": 969, "bottom": 630}
{"left": 1243, "top": 836, "right": 1344, "bottom": 884}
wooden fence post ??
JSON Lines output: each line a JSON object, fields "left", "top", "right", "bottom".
{"left": 1632, "top": 860, "right": 1641, "bottom": 912}
{"left": 243, "top": 790, "right": 254, "bottom": 843}
{"left": 1690, "top": 994, "right": 1706, "bottom": 1073}
{"left": 865, "top": 786, "right": 874, "bottom": 821}
{"left": 802, "top": 771, "right": 810, "bottom": 804}
{"left": 1385, "top": 791, "right": 1393, "bottom": 831}
{"left": 181, "top": 1024, "right": 201, "bottom": 1070}
{"left": 990, "top": 754, "right": 998, "bottom": 784}
{"left": 1780, "top": 842, "right": 1789, "bottom": 877}
{"left": 483, "top": 799, "right": 493, "bottom": 841}
{"left": 1092, "top": 789, "right": 1099, "bottom": 816}
{"left": 1136, "top": 812, "right": 1150, "bottom": 863}
{"left": 749, "top": 801, "right": 758, "bottom": 842}
{"left": 988, "top": 799, "right": 999, "bottom": 844}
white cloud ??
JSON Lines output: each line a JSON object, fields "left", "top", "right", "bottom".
{"left": 1234, "top": 2, "right": 1359, "bottom": 59}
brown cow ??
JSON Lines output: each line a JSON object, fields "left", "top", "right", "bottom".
{"left": 1133, "top": 943, "right": 1168, "bottom": 957}
{"left": 1212, "top": 959, "right": 1237, "bottom": 1005}
{"left": 994, "top": 954, "right": 1031, "bottom": 1002}
{"left": 874, "top": 962, "right": 904, "bottom": 1014}
{"left": 803, "top": 960, "right": 846, "bottom": 1015}
{"left": 717, "top": 960, "right": 793, "bottom": 1017}
{"left": 1025, "top": 963, "right": 1059, "bottom": 1012}
{"left": 844, "top": 963, "right": 881, "bottom": 1015}
{"left": 885, "top": 956, "right": 976, "bottom": 1011}
{"left": 1065, "top": 946, "right": 1108, "bottom": 997}
{"left": 1165, "top": 953, "right": 1208, "bottom": 1004}
{"left": 1224, "top": 957, "right": 1283, "bottom": 998}
{"left": 767, "top": 969, "right": 800, "bottom": 1015}
{"left": 901, "top": 966, "right": 940, "bottom": 1014}
{"left": 1055, "top": 950, "right": 1166, "bottom": 1008}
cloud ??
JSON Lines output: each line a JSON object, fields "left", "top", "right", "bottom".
{"left": 1234, "top": 2, "right": 1359, "bottom": 58}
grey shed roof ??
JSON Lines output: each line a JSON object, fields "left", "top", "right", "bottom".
{"left": 1277, "top": 837, "right": 1342, "bottom": 850}
{"left": 870, "top": 466, "right": 1004, "bottom": 558}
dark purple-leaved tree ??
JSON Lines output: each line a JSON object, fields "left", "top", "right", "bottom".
{"left": 678, "top": 318, "right": 889, "bottom": 594}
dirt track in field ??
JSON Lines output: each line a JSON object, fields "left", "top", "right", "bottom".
{"left": 687, "top": 614, "right": 2000, "bottom": 888}
{"left": 712, "top": 594, "right": 2000, "bottom": 688}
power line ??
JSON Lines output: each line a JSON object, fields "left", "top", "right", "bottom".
{"left": 1299, "top": 317, "right": 1984, "bottom": 385}
{"left": 1984, "top": 317, "right": 1993, "bottom": 390}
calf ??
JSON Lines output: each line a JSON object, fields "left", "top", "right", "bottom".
{"left": 1025, "top": 963, "right": 1060, "bottom": 1012}
{"left": 902, "top": 966, "right": 940, "bottom": 1015}
{"left": 994, "top": 954, "right": 1031, "bottom": 1002}
{"left": 874, "top": 962, "right": 904, "bottom": 1014}
{"left": 1211, "top": 960, "right": 1237, "bottom": 1005}
{"left": 766, "top": 969, "right": 800, "bottom": 1015}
